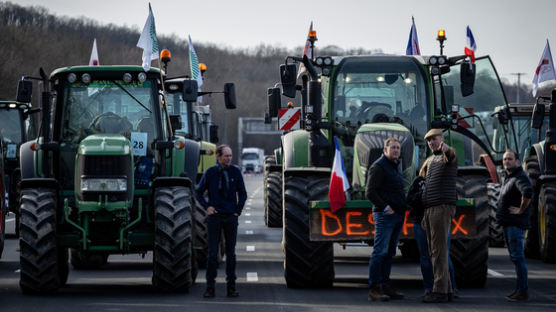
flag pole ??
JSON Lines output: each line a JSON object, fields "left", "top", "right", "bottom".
{"left": 157, "top": 57, "right": 174, "bottom": 137}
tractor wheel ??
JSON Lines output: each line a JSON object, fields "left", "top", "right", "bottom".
{"left": 487, "top": 183, "right": 504, "bottom": 247}
{"left": 265, "top": 171, "right": 282, "bottom": 228}
{"left": 19, "top": 188, "right": 62, "bottom": 294}
{"left": 450, "top": 174, "right": 489, "bottom": 288}
{"left": 283, "top": 175, "right": 334, "bottom": 288}
{"left": 152, "top": 186, "right": 193, "bottom": 292}
{"left": 58, "top": 248, "right": 69, "bottom": 286}
{"left": 70, "top": 250, "right": 108, "bottom": 269}
{"left": 193, "top": 197, "right": 208, "bottom": 269}
{"left": 0, "top": 202, "right": 4, "bottom": 259}
{"left": 538, "top": 182, "right": 556, "bottom": 263}
{"left": 524, "top": 155, "right": 540, "bottom": 258}
{"left": 10, "top": 171, "right": 21, "bottom": 237}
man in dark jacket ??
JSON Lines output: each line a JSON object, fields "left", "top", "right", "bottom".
{"left": 196, "top": 144, "right": 247, "bottom": 298}
{"left": 421, "top": 129, "right": 457, "bottom": 303}
{"left": 366, "top": 137, "right": 406, "bottom": 301}
{"left": 496, "top": 149, "right": 533, "bottom": 302}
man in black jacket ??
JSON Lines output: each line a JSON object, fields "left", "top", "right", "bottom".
{"left": 196, "top": 144, "right": 247, "bottom": 298}
{"left": 366, "top": 137, "right": 406, "bottom": 301}
{"left": 496, "top": 149, "right": 533, "bottom": 302}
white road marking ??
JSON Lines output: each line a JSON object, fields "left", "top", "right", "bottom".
{"left": 15, "top": 269, "right": 20, "bottom": 273}
{"left": 246, "top": 245, "right": 255, "bottom": 252}
{"left": 246, "top": 272, "right": 258, "bottom": 282}
{"left": 245, "top": 213, "right": 251, "bottom": 216}
{"left": 6, "top": 218, "right": 15, "bottom": 223}
{"left": 245, "top": 230, "right": 254, "bottom": 235}
{"left": 487, "top": 269, "right": 504, "bottom": 277}
{"left": 245, "top": 207, "right": 251, "bottom": 210}
{"left": 245, "top": 220, "right": 252, "bottom": 224}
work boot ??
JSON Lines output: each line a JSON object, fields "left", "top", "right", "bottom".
{"left": 368, "top": 285, "right": 390, "bottom": 301}
{"left": 506, "top": 290, "right": 528, "bottom": 302}
{"left": 422, "top": 292, "right": 449, "bottom": 303}
{"left": 504, "top": 290, "right": 518, "bottom": 301}
{"left": 382, "top": 285, "right": 404, "bottom": 299}
{"left": 227, "top": 286, "right": 239, "bottom": 297}
{"left": 203, "top": 287, "right": 215, "bottom": 298}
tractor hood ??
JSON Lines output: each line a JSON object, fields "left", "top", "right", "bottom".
{"left": 352, "top": 123, "right": 415, "bottom": 189}
{"left": 78, "top": 134, "right": 132, "bottom": 156}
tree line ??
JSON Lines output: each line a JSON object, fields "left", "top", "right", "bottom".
{"left": 0, "top": 1, "right": 533, "bottom": 159}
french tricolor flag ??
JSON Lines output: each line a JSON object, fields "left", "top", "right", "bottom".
{"left": 328, "top": 137, "right": 350, "bottom": 212}
{"left": 465, "top": 26, "right": 477, "bottom": 63}
{"left": 406, "top": 17, "right": 420, "bottom": 56}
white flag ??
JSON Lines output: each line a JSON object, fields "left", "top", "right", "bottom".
{"left": 532, "top": 40, "right": 556, "bottom": 97}
{"left": 188, "top": 35, "right": 203, "bottom": 90}
{"left": 89, "top": 38, "right": 99, "bottom": 66}
{"left": 136, "top": 3, "right": 159, "bottom": 72}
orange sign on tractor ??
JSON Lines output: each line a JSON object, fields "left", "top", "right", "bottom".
{"left": 309, "top": 200, "right": 476, "bottom": 242}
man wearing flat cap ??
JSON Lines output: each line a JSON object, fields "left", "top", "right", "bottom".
{"left": 421, "top": 129, "right": 458, "bottom": 303}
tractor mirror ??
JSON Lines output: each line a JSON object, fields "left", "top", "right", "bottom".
{"left": 182, "top": 79, "right": 198, "bottom": 102}
{"left": 532, "top": 99, "right": 546, "bottom": 129}
{"left": 460, "top": 62, "right": 475, "bottom": 97}
{"left": 224, "top": 83, "right": 237, "bottom": 109}
{"left": 169, "top": 114, "right": 182, "bottom": 131}
{"left": 267, "top": 87, "right": 281, "bottom": 118}
{"left": 209, "top": 125, "right": 219, "bottom": 143}
{"left": 280, "top": 63, "right": 297, "bottom": 98}
{"left": 17, "top": 80, "right": 33, "bottom": 103}
{"left": 385, "top": 74, "right": 398, "bottom": 85}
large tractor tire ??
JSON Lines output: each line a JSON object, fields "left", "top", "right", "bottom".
{"left": 152, "top": 186, "right": 193, "bottom": 292}
{"left": 58, "top": 248, "right": 69, "bottom": 286}
{"left": 524, "top": 155, "right": 541, "bottom": 258}
{"left": 0, "top": 203, "right": 4, "bottom": 259}
{"left": 450, "top": 174, "right": 489, "bottom": 288}
{"left": 10, "top": 171, "right": 22, "bottom": 237}
{"left": 283, "top": 175, "right": 334, "bottom": 288}
{"left": 70, "top": 250, "right": 109, "bottom": 269}
{"left": 538, "top": 182, "right": 556, "bottom": 263}
{"left": 265, "top": 171, "right": 282, "bottom": 228}
{"left": 193, "top": 197, "right": 208, "bottom": 269}
{"left": 487, "top": 183, "right": 504, "bottom": 247}
{"left": 19, "top": 188, "right": 63, "bottom": 294}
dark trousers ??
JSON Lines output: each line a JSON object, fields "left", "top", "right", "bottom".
{"left": 206, "top": 213, "right": 238, "bottom": 289}
{"left": 503, "top": 226, "right": 528, "bottom": 293}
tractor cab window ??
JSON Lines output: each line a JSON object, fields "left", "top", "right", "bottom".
{"left": 61, "top": 79, "right": 158, "bottom": 149}
{"left": 331, "top": 57, "right": 429, "bottom": 138}
{"left": 166, "top": 91, "right": 191, "bottom": 136}
{"left": 0, "top": 109, "right": 22, "bottom": 144}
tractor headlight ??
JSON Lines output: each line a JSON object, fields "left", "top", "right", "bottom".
{"left": 81, "top": 178, "right": 127, "bottom": 192}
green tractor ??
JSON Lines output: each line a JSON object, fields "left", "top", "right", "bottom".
{"left": 164, "top": 71, "right": 236, "bottom": 268}
{"left": 0, "top": 96, "right": 38, "bottom": 237}
{"left": 267, "top": 31, "right": 519, "bottom": 288}
{"left": 17, "top": 65, "right": 206, "bottom": 293}
{"left": 521, "top": 87, "right": 556, "bottom": 262}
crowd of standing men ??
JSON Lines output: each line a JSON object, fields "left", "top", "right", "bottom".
{"left": 365, "top": 129, "right": 533, "bottom": 303}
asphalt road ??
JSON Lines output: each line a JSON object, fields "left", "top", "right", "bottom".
{"left": 1, "top": 174, "right": 555, "bottom": 311}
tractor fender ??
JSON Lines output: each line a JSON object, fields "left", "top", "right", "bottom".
{"left": 19, "top": 140, "right": 37, "bottom": 179}
{"left": 281, "top": 130, "right": 309, "bottom": 170}
{"left": 182, "top": 139, "right": 200, "bottom": 185}
{"left": 283, "top": 167, "right": 330, "bottom": 179}
{"left": 20, "top": 178, "right": 58, "bottom": 190}
{"left": 530, "top": 143, "right": 545, "bottom": 175}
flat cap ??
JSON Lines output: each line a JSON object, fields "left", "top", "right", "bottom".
{"left": 424, "top": 128, "right": 443, "bottom": 140}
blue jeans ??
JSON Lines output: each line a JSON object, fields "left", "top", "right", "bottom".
{"left": 413, "top": 222, "right": 457, "bottom": 293}
{"left": 369, "top": 212, "right": 403, "bottom": 288}
{"left": 503, "top": 226, "right": 528, "bottom": 293}
{"left": 206, "top": 213, "right": 238, "bottom": 289}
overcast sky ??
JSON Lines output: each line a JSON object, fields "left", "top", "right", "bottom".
{"left": 14, "top": 0, "right": 556, "bottom": 87}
